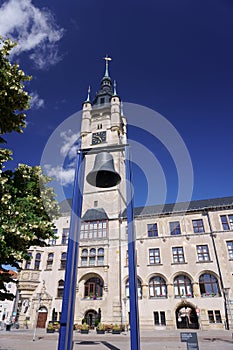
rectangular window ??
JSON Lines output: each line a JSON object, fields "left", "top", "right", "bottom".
{"left": 215, "top": 310, "right": 222, "bottom": 323}
{"left": 172, "top": 247, "right": 185, "bottom": 263}
{"left": 48, "top": 238, "right": 56, "bottom": 246}
{"left": 227, "top": 241, "right": 233, "bottom": 259}
{"left": 81, "top": 257, "right": 88, "bottom": 266}
{"left": 149, "top": 248, "right": 161, "bottom": 264}
{"left": 89, "top": 257, "right": 96, "bottom": 266}
{"left": 62, "top": 228, "right": 69, "bottom": 244}
{"left": 97, "top": 255, "right": 104, "bottom": 266}
{"left": 208, "top": 310, "right": 215, "bottom": 323}
{"left": 208, "top": 310, "right": 222, "bottom": 323}
{"left": 221, "top": 215, "right": 233, "bottom": 231}
{"left": 170, "top": 221, "right": 181, "bottom": 235}
{"left": 147, "top": 224, "right": 158, "bottom": 237}
{"left": 197, "top": 245, "right": 210, "bottom": 261}
{"left": 153, "top": 311, "right": 166, "bottom": 326}
{"left": 80, "top": 220, "right": 108, "bottom": 239}
{"left": 192, "top": 219, "right": 205, "bottom": 233}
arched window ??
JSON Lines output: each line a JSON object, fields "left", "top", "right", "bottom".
{"left": 81, "top": 249, "right": 88, "bottom": 266}
{"left": 57, "top": 280, "right": 64, "bottom": 298}
{"left": 97, "top": 248, "right": 104, "bottom": 266}
{"left": 84, "top": 277, "right": 103, "bottom": 299}
{"left": 89, "top": 248, "right": 96, "bottom": 266}
{"left": 34, "top": 253, "right": 41, "bottom": 270}
{"left": 199, "top": 273, "right": 221, "bottom": 297}
{"left": 46, "top": 253, "right": 54, "bottom": 269}
{"left": 126, "top": 278, "right": 142, "bottom": 299}
{"left": 149, "top": 276, "right": 167, "bottom": 298}
{"left": 174, "top": 275, "right": 193, "bottom": 297}
{"left": 25, "top": 252, "right": 32, "bottom": 269}
{"left": 60, "top": 252, "right": 67, "bottom": 269}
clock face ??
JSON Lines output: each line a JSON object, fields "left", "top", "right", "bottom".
{"left": 92, "top": 131, "right": 106, "bottom": 145}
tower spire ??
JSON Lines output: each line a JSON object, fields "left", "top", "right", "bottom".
{"left": 103, "top": 55, "right": 112, "bottom": 78}
{"left": 113, "top": 80, "right": 117, "bottom": 96}
{"left": 85, "top": 85, "right": 91, "bottom": 102}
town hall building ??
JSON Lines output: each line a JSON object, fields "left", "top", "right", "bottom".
{"left": 17, "top": 59, "right": 233, "bottom": 331}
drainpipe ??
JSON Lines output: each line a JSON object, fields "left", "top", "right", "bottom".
{"left": 205, "top": 210, "right": 229, "bottom": 330}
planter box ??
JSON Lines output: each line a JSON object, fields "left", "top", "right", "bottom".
{"left": 46, "top": 329, "right": 55, "bottom": 333}
{"left": 81, "top": 329, "right": 89, "bottom": 334}
{"left": 112, "top": 329, "right": 121, "bottom": 334}
{"left": 96, "top": 329, "right": 105, "bottom": 334}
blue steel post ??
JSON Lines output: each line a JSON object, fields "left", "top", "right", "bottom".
{"left": 58, "top": 148, "right": 85, "bottom": 350}
{"left": 125, "top": 146, "right": 141, "bottom": 350}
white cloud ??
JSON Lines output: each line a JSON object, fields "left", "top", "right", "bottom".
{"left": 60, "top": 130, "right": 80, "bottom": 159}
{"left": 44, "top": 164, "right": 75, "bottom": 187}
{"left": 43, "top": 130, "right": 80, "bottom": 186}
{"left": 30, "top": 92, "right": 44, "bottom": 109}
{"left": 0, "top": 0, "right": 64, "bottom": 69}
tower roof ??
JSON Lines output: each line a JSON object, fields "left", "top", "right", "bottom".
{"left": 92, "top": 55, "right": 114, "bottom": 106}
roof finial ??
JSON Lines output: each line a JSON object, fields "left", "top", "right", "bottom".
{"left": 113, "top": 80, "right": 117, "bottom": 95}
{"left": 103, "top": 55, "right": 112, "bottom": 77}
{"left": 121, "top": 101, "right": 124, "bottom": 116}
{"left": 86, "top": 85, "right": 91, "bottom": 102}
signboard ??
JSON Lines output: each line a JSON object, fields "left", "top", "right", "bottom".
{"left": 180, "top": 332, "right": 199, "bottom": 350}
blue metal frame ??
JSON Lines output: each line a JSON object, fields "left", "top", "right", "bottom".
{"left": 125, "top": 146, "right": 141, "bottom": 350}
{"left": 58, "top": 149, "right": 85, "bottom": 350}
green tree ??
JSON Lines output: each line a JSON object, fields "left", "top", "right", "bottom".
{"left": 0, "top": 36, "right": 31, "bottom": 143}
{"left": 0, "top": 38, "right": 60, "bottom": 300}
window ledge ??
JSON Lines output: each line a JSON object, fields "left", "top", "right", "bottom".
{"left": 78, "top": 265, "right": 109, "bottom": 268}
{"left": 147, "top": 264, "right": 163, "bottom": 266}
{"left": 171, "top": 262, "right": 187, "bottom": 265}
{"left": 81, "top": 297, "right": 103, "bottom": 301}
{"left": 149, "top": 296, "right": 167, "bottom": 299}
{"left": 196, "top": 260, "right": 213, "bottom": 264}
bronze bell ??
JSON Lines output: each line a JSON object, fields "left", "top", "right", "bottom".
{"left": 86, "top": 151, "right": 121, "bottom": 188}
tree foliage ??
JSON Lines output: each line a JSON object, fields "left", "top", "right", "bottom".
{"left": 0, "top": 36, "right": 31, "bottom": 143}
{"left": 0, "top": 151, "right": 60, "bottom": 300}
{"left": 0, "top": 38, "right": 60, "bottom": 300}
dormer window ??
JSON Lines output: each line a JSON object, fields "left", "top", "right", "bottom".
{"left": 100, "top": 97, "right": 105, "bottom": 104}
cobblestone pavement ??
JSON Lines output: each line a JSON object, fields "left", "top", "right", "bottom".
{"left": 0, "top": 329, "right": 232, "bottom": 350}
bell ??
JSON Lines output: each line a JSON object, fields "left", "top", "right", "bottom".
{"left": 86, "top": 151, "right": 121, "bottom": 188}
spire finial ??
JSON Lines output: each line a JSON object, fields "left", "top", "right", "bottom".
{"left": 86, "top": 85, "right": 91, "bottom": 102}
{"left": 103, "top": 55, "right": 112, "bottom": 77}
{"left": 121, "top": 101, "right": 124, "bottom": 116}
{"left": 113, "top": 80, "right": 117, "bottom": 95}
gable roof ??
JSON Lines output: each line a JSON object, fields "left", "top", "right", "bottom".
{"left": 59, "top": 196, "right": 233, "bottom": 218}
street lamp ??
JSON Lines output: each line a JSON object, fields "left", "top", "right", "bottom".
{"left": 57, "top": 144, "right": 140, "bottom": 350}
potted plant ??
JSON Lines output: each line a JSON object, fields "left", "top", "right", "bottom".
{"left": 46, "top": 322, "right": 55, "bottom": 333}
{"left": 80, "top": 322, "right": 89, "bottom": 334}
{"left": 96, "top": 322, "right": 105, "bottom": 334}
{"left": 53, "top": 321, "right": 60, "bottom": 332}
{"left": 112, "top": 324, "right": 121, "bottom": 334}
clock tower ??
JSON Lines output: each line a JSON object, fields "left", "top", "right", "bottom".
{"left": 76, "top": 57, "right": 128, "bottom": 325}
{"left": 80, "top": 57, "right": 127, "bottom": 218}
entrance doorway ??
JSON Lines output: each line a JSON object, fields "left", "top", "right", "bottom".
{"left": 176, "top": 304, "right": 199, "bottom": 329}
{"left": 37, "top": 307, "right": 48, "bottom": 328}
{"left": 84, "top": 309, "right": 98, "bottom": 328}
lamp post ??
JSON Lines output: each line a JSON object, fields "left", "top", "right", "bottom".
{"left": 122, "top": 297, "right": 127, "bottom": 334}
{"left": 57, "top": 144, "right": 140, "bottom": 350}
{"left": 33, "top": 292, "right": 41, "bottom": 341}
{"left": 223, "top": 288, "right": 233, "bottom": 330}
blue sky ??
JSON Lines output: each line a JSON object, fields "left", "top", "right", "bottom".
{"left": 1, "top": 0, "right": 233, "bottom": 208}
